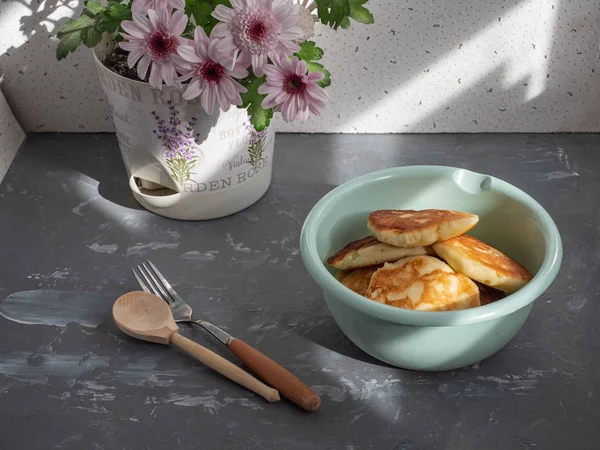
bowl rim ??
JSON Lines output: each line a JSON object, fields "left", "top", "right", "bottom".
{"left": 300, "top": 165, "right": 563, "bottom": 327}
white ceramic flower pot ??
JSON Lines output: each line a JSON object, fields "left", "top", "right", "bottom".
{"left": 92, "top": 38, "right": 274, "bottom": 220}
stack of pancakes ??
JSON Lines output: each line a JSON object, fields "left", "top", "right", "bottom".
{"left": 327, "top": 209, "right": 533, "bottom": 312}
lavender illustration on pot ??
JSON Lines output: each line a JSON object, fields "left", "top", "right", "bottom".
{"left": 152, "top": 102, "right": 201, "bottom": 184}
{"left": 245, "top": 118, "right": 268, "bottom": 168}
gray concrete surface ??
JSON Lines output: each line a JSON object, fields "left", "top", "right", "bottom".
{"left": 0, "top": 133, "right": 598, "bottom": 450}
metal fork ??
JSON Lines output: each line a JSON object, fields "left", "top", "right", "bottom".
{"left": 133, "top": 261, "right": 232, "bottom": 345}
{"left": 132, "top": 260, "right": 321, "bottom": 412}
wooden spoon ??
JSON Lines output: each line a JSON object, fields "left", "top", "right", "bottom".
{"left": 112, "top": 291, "right": 280, "bottom": 403}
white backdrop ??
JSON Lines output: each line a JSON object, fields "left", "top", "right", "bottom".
{"left": 0, "top": 0, "right": 599, "bottom": 133}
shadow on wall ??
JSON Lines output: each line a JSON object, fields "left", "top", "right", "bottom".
{"left": 0, "top": 0, "right": 599, "bottom": 133}
{"left": 402, "top": 0, "right": 600, "bottom": 133}
{"left": 288, "top": 0, "right": 600, "bottom": 133}
{"left": 0, "top": 0, "right": 112, "bottom": 132}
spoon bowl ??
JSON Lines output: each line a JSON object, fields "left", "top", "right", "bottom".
{"left": 113, "top": 291, "right": 178, "bottom": 344}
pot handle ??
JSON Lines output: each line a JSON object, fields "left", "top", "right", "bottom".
{"left": 129, "top": 175, "right": 181, "bottom": 209}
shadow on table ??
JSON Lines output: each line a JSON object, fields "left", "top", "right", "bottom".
{"left": 71, "top": 134, "right": 146, "bottom": 212}
{"left": 299, "top": 316, "right": 397, "bottom": 369}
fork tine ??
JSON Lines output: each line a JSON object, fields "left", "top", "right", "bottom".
{"left": 135, "top": 265, "right": 161, "bottom": 297}
{"left": 137, "top": 263, "right": 173, "bottom": 304}
{"left": 132, "top": 269, "right": 152, "bottom": 293}
{"left": 146, "top": 260, "right": 185, "bottom": 303}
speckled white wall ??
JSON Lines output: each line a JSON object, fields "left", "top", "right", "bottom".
{"left": 0, "top": 0, "right": 599, "bottom": 133}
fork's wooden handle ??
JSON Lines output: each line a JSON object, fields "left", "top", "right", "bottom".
{"left": 228, "top": 338, "right": 321, "bottom": 412}
{"left": 170, "top": 333, "right": 280, "bottom": 403}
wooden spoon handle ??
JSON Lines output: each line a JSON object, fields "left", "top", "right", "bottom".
{"left": 170, "top": 333, "right": 280, "bottom": 403}
{"left": 228, "top": 338, "right": 321, "bottom": 412}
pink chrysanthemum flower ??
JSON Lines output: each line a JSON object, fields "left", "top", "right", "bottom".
{"left": 119, "top": 9, "right": 187, "bottom": 88}
{"left": 258, "top": 56, "right": 328, "bottom": 123}
{"left": 130, "top": 0, "right": 185, "bottom": 14}
{"left": 211, "top": 0, "right": 303, "bottom": 76}
{"left": 177, "top": 28, "right": 250, "bottom": 114}
{"left": 293, "top": 0, "right": 318, "bottom": 41}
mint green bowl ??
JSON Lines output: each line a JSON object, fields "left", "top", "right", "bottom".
{"left": 300, "top": 166, "right": 562, "bottom": 371}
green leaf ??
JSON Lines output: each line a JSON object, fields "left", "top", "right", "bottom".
{"left": 240, "top": 75, "right": 273, "bottom": 132}
{"left": 103, "top": 3, "right": 131, "bottom": 32}
{"left": 56, "top": 15, "right": 99, "bottom": 58}
{"left": 186, "top": 0, "right": 213, "bottom": 26}
{"left": 56, "top": 30, "right": 82, "bottom": 60}
{"left": 105, "top": 2, "right": 130, "bottom": 19}
{"left": 203, "top": 15, "right": 220, "bottom": 34}
{"left": 83, "top": 26, "right": 103, "bottom": 47}
{"left": 185, "top": 0, "right": 194, "bottom": 17}
{"left": 349, "top": 0, "right": 374, "bottom": 24}
{"left": 55, "top": 1, "right": 131, "bottom": 59}
{"left": 211, "top": 0, "right": 231, "bottom": 7}
{"left": 84, "top": 1, "right": 105, "bottom": 15}
{"left": 315, "top": 0, "right": 373, "bottom": 29}
{"left": 314, "top": 0, "right": 350, "bottom": 30}
{"left": 248, "top": 106, "right": 273, "bottom": 132}
{"left": 296, "top": 41, "right": 323, "bottom": 62}
{"left": 193, "top": 1, "right": 213, "bottom": 26}
{"left": 56, "top": 15, "right": 97, "bottom": 38}
{"left": 185, "top": 0, "right": 224, "bottom": 35}
{"left": 307, "top": 62, "right": 331, "bottom": 88}
{"left": 182, "top": 19, "right": 196, "bottom": 39}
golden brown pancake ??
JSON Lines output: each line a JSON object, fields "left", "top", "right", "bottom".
{"left": 339, "top": 265, "right": 381, "bottom": 296}
{"left": 365, "top": 255, "right": 480, "bottom": 311}
{"left": 327, "top": 235, "right": 433, "bottom": 270}
{"left": 475, "top": 281, "right": 507, "bottom": 306}
{"left": 335, "top": 269, "right": 352, "bottom": 281}
{"left": 367, "top": 209, "right": 479, "bottom": 247}
{"left": 432, "top": 234, "right": 533, "bottom": 293}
